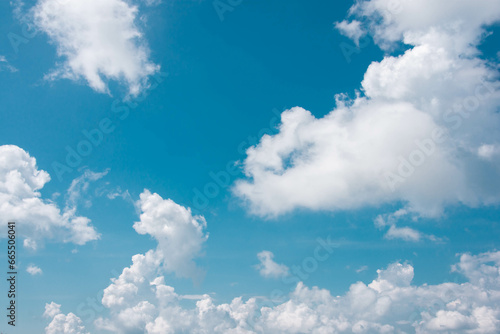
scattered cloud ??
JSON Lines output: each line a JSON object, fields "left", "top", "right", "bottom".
{"left": 26, "top": 264, "right": 43, "bottom": 275}
{"left": 233, "top": 0, "right": 500, "bottom": 218}
{"left": 37, "top": 189, "right": 495, "bottom": 333}
{"left": 255, "top": 251, "right": 289, "bottom": 279}
{"left": 375, "top": 209, "right": 441, "bottom": 243}
{"left": 32, "top": 0, "right": 160, "bottom": 96}
{"left": 0, "top": 145, "right": 100, "bottom": 250}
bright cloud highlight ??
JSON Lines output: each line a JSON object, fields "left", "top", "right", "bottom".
{"left": 0, "top": 145, "right": 100, "bottom": 249}
{"left": 233, "top": 0, "right": 500, "bottom": 218}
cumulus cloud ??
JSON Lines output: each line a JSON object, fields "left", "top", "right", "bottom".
{"left": 26, "top": 264, "right": 43, "bottom": 275}
{"left": 233, "top": 0, "right": 500, "bottom": 218}
{"left": 96, "top": 191, "right": 208, "bottom": 332}
{"left": 32, "top": 0, "right": 159, "bottom": 96}
{"left": 384, "top": 225, "right": 422, "bottom": 242}
{"left": 134, "top": 190, "right": 209, "bottom": 280}
{"left": 255, "top": 251, "right": 290, "bottom": 279}
{"left": 0, "top": 145, "right": 100, "bottom": 249}
{"left": 52, "top": 191, "right": 496, "bottom": 333}
{"left": 44, "top": 302, "right": 88, "bottom": 334}
{"left": 93, "top": 250, "right": 500, "bottom": 333}
{"left": 39, "top": 188, "right": 499, "bottom": 333}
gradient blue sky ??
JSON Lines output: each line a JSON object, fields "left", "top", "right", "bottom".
{"left": 1, "top": 0, "right": 500, "bottom": 333}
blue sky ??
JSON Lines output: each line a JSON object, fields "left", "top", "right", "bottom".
{"left": 1, "top": 0, "right": 500, "bottom": 333}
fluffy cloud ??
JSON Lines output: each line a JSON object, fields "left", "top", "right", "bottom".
{"left": 44, "top": 302, "right": 89, "bottom": 334}
{"left": 97, "top": 191, "right": 208, "bottom": 332}
{"left": 233, "top": 0, "right": 500, "bottom": 218}
{"left": 255, "top": 251, "right": 290, "bottom": 279}
{"left": 91, "top": 250, "right": 500, "bottom": 333}
{"left": 134, "top": 190, "right": 209, "bottom": 280}
{"left": 26, "top": 264, "right": 43, "bottom": 275}
{"left": 349, "top": 0, "right": 500, "bottom": 51}
{"left": 32, "top": 0, "right": 159, "bottom": 96}
{"left": 40, "top": 188, "right": 498, "bottom": 333}
{"left": 335, "top": 20, "right": 365, "bottom": 46}
{"left": 0, "top": 145, "right": 99, "bottom": 249}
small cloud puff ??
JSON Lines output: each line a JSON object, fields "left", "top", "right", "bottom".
{"left": 255, "top": 250, "right": 289, "bottom": 279}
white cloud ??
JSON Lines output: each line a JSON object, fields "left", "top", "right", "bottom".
{"left": 350, "top": 0, "right": 500, "bottom": 52}
{"left": 0, "top": 55, "right": 17, "bottom": 72}
{"left": 32, "top": 0, "right": 160, "bottom": 96}
{"left": 233, "top": 0, "right": 500, "bottom": 218}
{"left": 255, "top": 251, "right": 289, "bottom": 279}
{"left": 66, "top": 191, "right": 499, "bottom": 333}
{"left": 66, "top": 169, "right": 108, "bottom": 209}
{"left": 26, "top": 264, "right": 43, "bottom": 275}
{"left": 0, "top": 145, "right": 100, "bottom": 249}
{"left": 98, "top": 190, "right": 209, "bottom": 329}
{"left": 38, "top": 188, "right": 499, "bottom": 333}
{"left": 335, "top": 20, "right": 365, "bottom": 45}
{"left": 478, "top": 144, "right": 500, "bottom": 160}
{"left": 91, "top": 250, "right": 500, "bottom": 333}
{"left": 44, "top": 302, "right": 88, "bottom": 334}
{"left": 43, "top": 302, "right": 61, "bottom": 319}
{"left": 134, "top": 190, "right": 209, "bottom": 281}
{"left": 374, "top": 209, "right": 441, "bottom": 243}
{"left": 374, "top": 208, "right": 409, "bottom": 229}
{"left": 385, "top": 225, "right": 421, "bottom": 242}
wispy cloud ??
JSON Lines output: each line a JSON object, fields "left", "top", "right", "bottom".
{"left": 0, "top": 56, "right": 17, "bottom": 72}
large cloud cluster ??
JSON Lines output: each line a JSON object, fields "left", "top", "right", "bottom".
{"left": 39, "top": 189, "right": 500, "bottom": 333}
{"left": 32, "top": 0, "right": 160, "bottom": 96}
{"left": 0, "top": 145, "right": 99, "bottom": 249}
{"left": 234, "top": 0, "right": 500, "bottom": 218}
{"left": 67, "top": 249, "right": 500, "bottom": 333}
